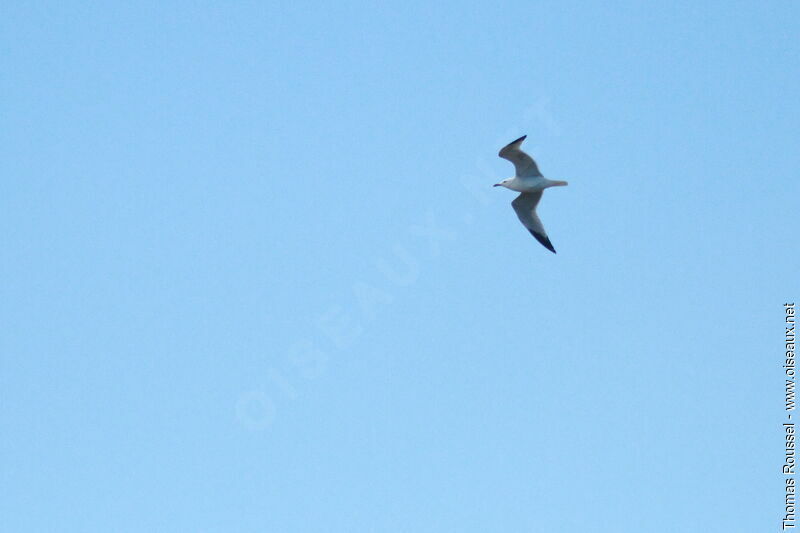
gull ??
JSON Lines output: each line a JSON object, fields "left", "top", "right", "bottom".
{"left": 494, "top": 135, "right": 567, "bottom": 253}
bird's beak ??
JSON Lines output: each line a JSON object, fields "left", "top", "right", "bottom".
{"left": 493, "top": 183, "right": 501, "bottom": 187}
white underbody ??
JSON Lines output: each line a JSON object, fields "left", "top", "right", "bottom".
{"left": 502, "top": 176, "right": 561, "bottom": 193}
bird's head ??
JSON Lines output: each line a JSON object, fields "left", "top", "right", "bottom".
{"left": 493, "top": 178, "right": 512, "bottom": 188}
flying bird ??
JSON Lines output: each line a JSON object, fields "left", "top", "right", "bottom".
{"left": 494, "top": 135, "right": 567, "bottom": 253}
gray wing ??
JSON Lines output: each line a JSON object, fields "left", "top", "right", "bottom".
{"left": 511, "top": 192, "right": 556, "bottom": 253}
{"left": 498, "top": 135, "right": 542, "bottom": 177}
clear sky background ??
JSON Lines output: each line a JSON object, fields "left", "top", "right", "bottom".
{"left": 1, "top": 1, "right": 798, "bottom": 531}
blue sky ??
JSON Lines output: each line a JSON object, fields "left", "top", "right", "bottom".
{"left": 1, "top": 1, "right": 797, "bottom": 531}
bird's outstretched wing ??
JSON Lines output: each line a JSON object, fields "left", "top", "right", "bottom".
{"left": 498, "top": 135, "right": 542, "bottom": 177}
{"left": 511, "top": 192, "right": 556, "bottom": 253}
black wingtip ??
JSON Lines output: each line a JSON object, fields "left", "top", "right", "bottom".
{"left": 529, "top": 230, "right": 556, "bottom": 254}
{"left": 500, "top": 135, "right": 527, "bottom": 152}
